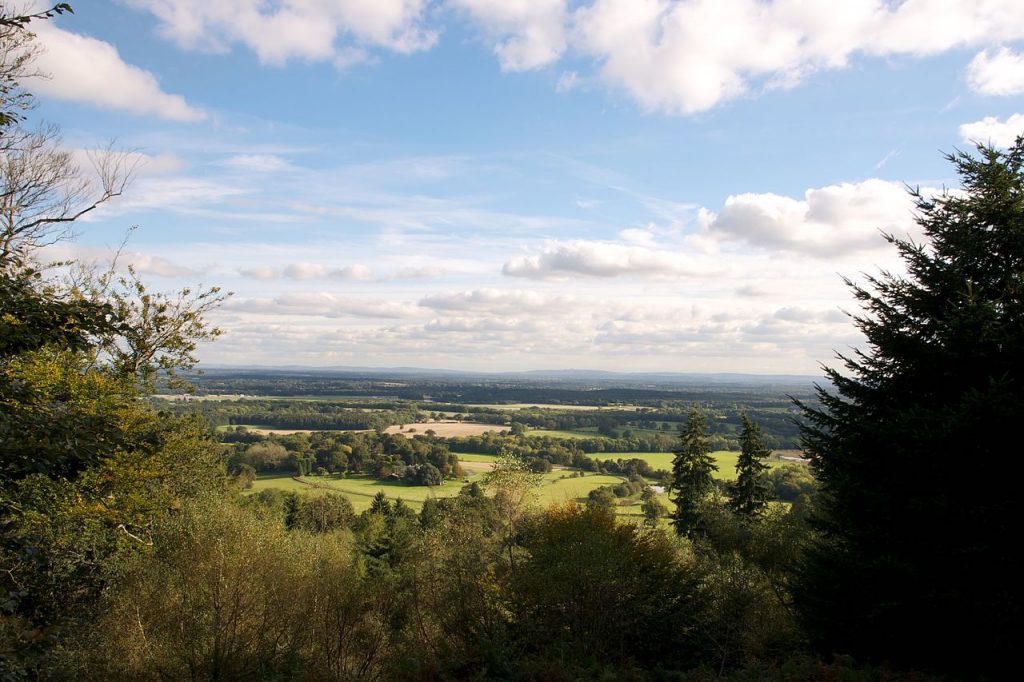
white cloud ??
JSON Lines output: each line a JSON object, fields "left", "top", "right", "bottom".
{"left": 283, "top": 262, "right": 328, "bottom": 279}
{"left": 222, "top": 154, "right": 293, "bottom": 172}
{"left": 706, "top": 179, "right": 923, "bottom": 257}
{"left": 111, "top": 1, "right": 1024, "bottom": 116}
{"left": 240, "top": 265, "right": 278, "bottom": 280}
{"left": 420, "top": 288, "right": 575, "bottom": 313}
{"left": 572, "top": 0, "right": 1024, "bottom": 114}
{"left": 43, "top": 244, "right": 202, "bottom": 278}
{"left": 450, "top": 0, "right": 568, "bottom": 71}
{"left": 117, "top": 251, "right": 202, "bottom": 277}
{"left": 389, "top": 266, "right": 443, "bottom": 279}
{"left": 502, "top": 240, "right": 703, "bottom": 279}
{"left": 241, "top": 262, "right": 375, "bottom": 280}
{"left": 967, "top": 46, "right": 1024, "bottom": 95}
{"left": 336, "top": 264, "right": 374, "bottom": 280}
{"left": 127, "top": 0, "right": 437, "bottom": 66}
{"left": 102, "top": 177, "right": 249, "bottom": 215}
{"left": 959, "top": 113, "right": 1024, "bottom": 148}
{"left": 556, "top": 70, "right": 579, "bottom": 92}
{"left": 227, "top": 292, "right": 421, "bottom": 319}
{"left": 31, "top": 22, "right": 204, "bottom": 121}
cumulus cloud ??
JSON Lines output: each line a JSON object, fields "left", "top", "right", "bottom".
{"left": 240, "top": 265, "right": 278, "bottom": 280}
{"left": 502, "top": 240, "right": 701, "bottom": 279}
{"left": 420, "top": 288, "right": 575, "bottom": 313}
{"left": 389, "top": 266, "right": 443, "bottom": 280}
{"left": 115, "top": 252, "right": 202, "bottom": 277}
{"left": 773, "top": 307, "right": 847, "bottom": 324}
{"left": 31, "top": 22, "right": 204, "bottom": 121}
{"left": 967, "top": 47, "right": 1024, "bottom": 95}
{"left": 126, "top": 0, "right": 437, "bottom": 66}
{"left": 706, "top": 179, "right": 922, "bottom": 257}
{"left": 283, "top": 262, "right": 327, "bottom": 279}
{"left": 959, "top": 113, "right": 1024, "bottom": 148}
{"left": 112, "top": 1, "right": 1024, "bottom": 115}
{"left": 227, "top": 292, "right": 420, "bottom": 319}
{"left": 424, "top": 317, "right": 546, "bottom": 334}
{"left": 44, "top": 244, "right": 202, "bottom": 278}
{"left": 333, "top": 262, "right": 374, "bottom": 278}
{"left": 572, "top": 0, "right": 1024, "bottom": 114}
{"left": 450, "top": 0, "right": 568, "bottom": 71}
{"left": 242, "top": 262, "right": 375, "bottom": 280}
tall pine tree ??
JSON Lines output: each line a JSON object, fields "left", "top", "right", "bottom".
{"left": 727, "top": 413, "right": 772, "bottom": 518}
{"left": 669, "top": 408, "right": 718, "bottom": 538}
{"left": 796, "top": 140, "right": 1024, "bottom": 677}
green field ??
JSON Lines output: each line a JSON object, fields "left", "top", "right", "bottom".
{"left": 248, "top": 466, "right": 667, "bottom": 515}
{"left": 456, "top": 452, "right": 502, "bottom": 462}
{"left": 590, "top": 451, "right": 785, "bottom": 480}
{"left": 249, "top": 473, "right": 481, "bottom": 513}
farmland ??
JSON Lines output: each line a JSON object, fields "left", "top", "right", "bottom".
{"left": 384, "top": 421, "right": 509, "bottom": 437}
{"left": 248, "top": 467, "right": 668, "bottom": 516}
{"left": 204, "top": 371, "right": 812, "bottom": 519}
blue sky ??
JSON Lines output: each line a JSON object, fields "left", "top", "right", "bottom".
{"left": 21, "top": 0, "right": 1024, "bottom": 373}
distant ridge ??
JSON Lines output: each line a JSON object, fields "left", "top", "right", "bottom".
{"left": 195, "top": 364, "right": 821, "bottom": 387}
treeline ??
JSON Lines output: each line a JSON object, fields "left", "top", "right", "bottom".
{"left": 423, "top": 402, "right": 803, "bottom": 448}
{"left": 164, "top": 396, "right": 806, "bottom": 448}
{"left": 161, "top": 398, "right": 422, "bottom": 431}
{"left": 448, "top": 430, "right": 685, "bottom": 454}
{"left": 222, "top": 428, "right": 462, "bottom": 482}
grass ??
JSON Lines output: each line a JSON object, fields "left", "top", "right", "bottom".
{"left": 537, "top": 472, "right": 626, "bottom": 504}
{"left": 590, "top": 451, "right": 785, "bottom": 480}
{"left": 455, "top": 452, "right": 502, "bottom": 462}
{"left": 248, "top": 473, "right": 481, "bottom": 513}
{"left": 249, "top": 446, "right": 791, "bottom": 516}
{"left": 250, "top": 468, "right": 647, "bottom": 514}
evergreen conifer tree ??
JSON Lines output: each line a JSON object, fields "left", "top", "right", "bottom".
{"left": 727, "top": 413, "right": 772, "bottom": 518}
{"left": 369, "top": 490, "right": 391, "bottom": 516}
{"left": 669, "top": 408, "right": 718, "bottom": 538}
{"left": 796, "top": 140, "right": 1024, "bottom": 677}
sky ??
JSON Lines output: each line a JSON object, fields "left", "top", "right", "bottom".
{"left": 18, "top": 0, "right": 1024, "bottom": 374}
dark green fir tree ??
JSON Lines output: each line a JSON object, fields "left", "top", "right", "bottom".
{"left": 669, "top": 408, "right": 718, "bottom": 538}
{"left": 727, "top": 413, "right": 772, "bottom": 518}
{"left": 796, "top": 140, "right": 1024, "bottom": 678}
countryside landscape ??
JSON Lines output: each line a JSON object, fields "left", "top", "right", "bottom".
{"left": 3, "top": 2, "right": 1024, "bottom": 681}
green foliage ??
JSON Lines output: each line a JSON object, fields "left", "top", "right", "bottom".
{"left": 292, "top": 493, "right": 356, "bottom": 533}
{"left": 727, "top": 414, "right": 773, "bottom": 517}
{"left": 84, "top": 266, "right": 228, "bottom": 390}
{"left": 75, "top": 500, "right": 324, "bottom": 680}
{"left": 766, "top": 463, "right": 816, "bottom": 503}
{"left": 641, "top": 486, "right": 668, "bottom": 526}
{"left": 368, "top": 490, "right": 391, "bottom": 516}
{"left": 511, "top": 503, "right": 704, "bottom": 671}
{"left": 670, "top": 408, "right": 719, "bottom": 538}
{"left": 0, "top": 265, "right": 113, "bottom": 358}
{"left": 586, "top": 485, "right": 616, "bottom": 512}
{"left": 796, "top": 140, "right": 1024, "bottom": 677}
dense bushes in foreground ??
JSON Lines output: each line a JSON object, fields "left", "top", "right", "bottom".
{"left": 62, "top": 492, "right": 799, "bottom": 681}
